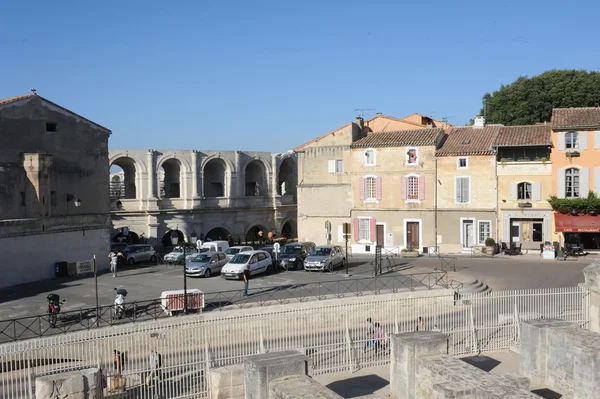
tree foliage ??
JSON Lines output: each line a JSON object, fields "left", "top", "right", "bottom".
{"left": 477, "top": 70, "right": 600, "bottom": 125}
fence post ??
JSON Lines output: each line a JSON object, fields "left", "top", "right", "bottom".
{"left": 469, "top": 306, "right": 478, "bottom": 353}
{"left": 394, "top": 312, "right": 400, "bottom": 334}
{"left": 345, "top": 315, "right": 356, "bottom": 373}
{"left": 514, "top": 301, "right": 521, "bottom": 343}
{"left": 259, "top": 323, "right": 266, "bottom": 353}
{"left": 27, "top": 350, "right": 33, "bottom": 399}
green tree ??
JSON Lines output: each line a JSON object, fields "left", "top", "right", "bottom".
{"left": 476, "top": 70, "right": 600, "bottom": 125}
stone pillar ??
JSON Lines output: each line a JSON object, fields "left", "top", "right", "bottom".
{"left": 191, "top": 150, "right": 200, "bottom": 198}
{"left": 244, "top": 350, "right": 311, "bottom": 399}
{"left": 210, "top": 364, "right": 245, "bottom": 399}
{"left": 234, "top": 150, "right": 243, "bottom": 199}
{"left": 269, "top": 375, "right": 342, "bottom": 399}
{"left": 146, "top": 150, "right": 157, "bottom": 198}
{"left": 36, "top": 368, "right": 103, "bottom": 399}
{"left": 583, "top": 260, "right": 600, "bottom": 333}
{"left": 389, "top": 331, "right": 448, "bottom": 399}
{"left": 519, "top": 319, "right": 574, "bottom": 387}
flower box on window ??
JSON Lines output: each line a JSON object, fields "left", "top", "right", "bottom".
{"left": 566, "top": 151, "right": 580, "bottom": 158}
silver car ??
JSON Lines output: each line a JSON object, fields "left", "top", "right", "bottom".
{"left": 224, "top": 246, "right": 254, "bottom": 260}
{"left": 123, "top": 245, "right": 157, "bottom": 265}
{"left": 164, "top": 245, "right": 197, "bottom": 264}
{"left": 185, "top": 252, "right": 228, "bottom": 278}
{"left": 304, "top": 245, "right": 346, "bottom": 272}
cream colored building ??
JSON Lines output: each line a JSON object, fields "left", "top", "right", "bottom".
{"left": 492, "top": 124, "right": 555, "bottom": 251}
{"left": 435, "top": 118, "right": 499, "bottom": 253}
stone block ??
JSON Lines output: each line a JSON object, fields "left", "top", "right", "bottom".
{"left": 431, "top": 381, "right": 477, "bottom": 398}
{"left": 210, "top": 364, "right": 245, "bottom": 399}
{"left": 244, "top": 350, "right": 311, "bottom": 399}
{"left": 389, "top": 331, "right": 448, "bottom": 399}
{"left": 519, "top": 319, "right": 574, "bottom": 387}
{"left": 35, "top": 367, "right": 103, "bottom": 399}
{"left": 573, "top": 341, "right": 600, "bottom": 399}
{"left": 584, "top": 260, "right": 600, "bottom": 333}
{"left": 269, "top": 375, "right": 343, "bottom": 399}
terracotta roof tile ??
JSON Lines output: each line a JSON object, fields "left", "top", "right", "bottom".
{"left": 493, "top": 125, "right": 552, "bottom": 147}
{"left": 0, "top": 93, "right": 35, "bottom": 106}
{"left": 551, "top": 107, "right": 600, "bottom": 130}
{"left": 350, "top": 128, "right": 443, "bottom": 148}
{"left": 436, "top": 126, "right": 500, "bottom": 156}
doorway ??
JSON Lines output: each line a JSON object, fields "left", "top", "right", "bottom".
{"left": 511, "top": 218, "right": 544, "bottom": 250}
{"left": 406, "top": 221, "right": 420, "bottom": 251}
{"left": 376, "top": 224, "right": 385, "bottom": 246}
{"left": 461, "top": 219, "right": 475, "bottom": 248}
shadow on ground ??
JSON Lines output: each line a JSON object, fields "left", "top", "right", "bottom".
{"left": 461, "top": 355, "right": 501, "bottom": 372}
{"left": 326, "top": 374, "right": 389, "bottom": 398}
{"left": 531, "top": 388, "right": 562, "bottom": 399}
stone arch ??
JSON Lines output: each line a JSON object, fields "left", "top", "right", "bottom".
{"left": 157, "top": 158, "right": 184, "bottom": 198}
{"left": 280, "top": 219, "right": 297, "bottom": 239}
{"left": 205, "top": 227, "right": 232, "bottom": 241}
{"left": 203, "top": 158, "right": 228, "bottom": 198}
{"left": 162, "top": 229, "right": 185, "bottom": 247}
{"left": 277, "top": 157, "right": 297, "bottom": 196}
{"left": 244, "top": 160, "right": 267, "bottom": 196}
{"left": 109, "top": 156, "right": 140, "bottom": 200}
{"left": 246, "top": 224, "right": 269, "bottom": 242}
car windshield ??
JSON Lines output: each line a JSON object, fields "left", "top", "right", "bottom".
{"left": 225, "top": 248, "right": 240, "bottom": 255}
{"left": 230, "top": 254, "right": 251, "bottom": 264}
{"left": 310, "top": 248, "right": 331, "bottom": 256}
{"left": 282, "top": 245, "right": 301, "bottom": 255}
{"left": 191, "top": 254, "right": 211, "bottom": 263}
{"left": 172, "top": 247, "right": 184, "bottom": 253}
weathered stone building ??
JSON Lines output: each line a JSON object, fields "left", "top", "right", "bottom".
{"left": 108, "top": 149, "right": 297, "bottom": 246}
{"left": 0, "top": 92, "right": 112, "bottom": 288}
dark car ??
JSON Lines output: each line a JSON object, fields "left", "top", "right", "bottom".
{"left": 277, "top": 242, "right": 316, "bottom": 270}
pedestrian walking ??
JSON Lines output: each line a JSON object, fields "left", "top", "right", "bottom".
{"left": 109, "top": 251, "right": 118, "bottom": 277}
{"left": 243, "top": 264, "right": 251, "bottom": 296}
{"left": 116, "top": 249, "right": 125, "bottom": 270}
{"left": 374, "top": 322, "right": 384, "bottom": 354}
{"left": 363, "top": 318, "right": 375, "bottom": 352}
{"left": 416, "top": 316, "right": 425, "bottom": 331}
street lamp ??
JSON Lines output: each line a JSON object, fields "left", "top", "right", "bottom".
{"left": 66, "top": 194, "right": 82, "bottom": 215}
{"left": 170, "top": 229, "right": 188, "bottom": 314}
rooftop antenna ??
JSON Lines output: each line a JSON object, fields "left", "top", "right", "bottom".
{"left": 30, "top": 88, "right": 37, "bottom": 95}
{"left": 354, "top": 108, "right": 375, "bottom": 118}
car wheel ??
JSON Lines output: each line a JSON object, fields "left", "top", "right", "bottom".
{"left": 204, "top": 268, "right": 211, "bottom": 278}
{"left": 296, "top": 260, "right": 303, "bottom": 270}
{"left": 127, "top": 257, "right": 135, "bottom": 265}
{"left": 150, "top": 255, "right": 157, "bottom": 263}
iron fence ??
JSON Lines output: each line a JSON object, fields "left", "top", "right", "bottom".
{"left": 0, "top": 272, "right": 447, "bottom": 343}
{"left": 0, "top": 286, "right": 590, "bottom": 399}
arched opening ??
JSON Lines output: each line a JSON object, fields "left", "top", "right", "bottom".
{"left": 159, "top": 159, "right": 182, "bottom": 198}
{"left": 278, "top": 158, "right": 297, "bottom": 196}
{"left": 110, "top": 157, "right": 138, "bottom": 200}
{"left": 281, "top": 221, "right": 296, "bottom": 239}
{"left": 206, "top": 227, "right": 231, "bottom": 241}
{"left": 204, "top": 159, "right": 227, "bottom": 197}
{"left": 112, "top": 230, "right": 141, "bottom": 245}
{"left": 245, "top": 160, "right": 266, "bottom": 196}
{"left": 246, "top": 225, "right": 269, "bottom": 242}
{"left": 162, "top": 229, "right": 185, "bottom": 247}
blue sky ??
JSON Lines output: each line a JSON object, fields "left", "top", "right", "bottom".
{"left": 2, "top": 0, "right": 599, "bottom": 153}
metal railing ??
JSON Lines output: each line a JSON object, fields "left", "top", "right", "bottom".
{"left": 0, "top": 272, "right": 448, "bottom": 343}
{"left": 0, "top": 286, "right": 590, "bottom": 399}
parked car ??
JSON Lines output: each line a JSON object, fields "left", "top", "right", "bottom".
{"left": 185, "top": 252, "right": 228, "bottom": 277}
{"left": 224, "top": 246, "right": 254, "bottom": 259}
{"left": 164, "top": 245, "right": 197, "bottom": 264}
{"left": 304, "top": 245, "right": 346, "bottom": 272}
{"left": 221, "top": 250, "right": 273, "bottom": 280}
{"left": 277, "top": 242, "right": 316, "bottom": 270}
{"left": 122, "top": 244, "right": 157, "bottom": 265}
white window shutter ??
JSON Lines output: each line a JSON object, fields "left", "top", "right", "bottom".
{"left": 455, "top": 178, "right": 461, "bottom": 202}
{"left": 337, "top": 225, "right": 343, "bottom": 243}
{"left": 594, "top": 131, "right": 600, "bottom": 150}
{"left": 595, "top": 168, "right": 600, "bottom": 195}
{"left": 578, "top": 132, "right": 588, "bottom": 150}
{"left": 328, "top": 160, "right": 336, "bottom": 173}
{"left": 580, "top": 168, "right": 590, "bottom": 198}
{"left": 463, "top": 178, "right": 470, "bottom": 203}
{"left": 532, "top": 182, "right": 542, "bottom": 201}
{"left": 557, "top": 132, "right": 566, "bottom": 151}
{"left": 509, "top": 182, "right": 517, "bottom": 201}
{"left": 557, "top": 168, "right": 566, "bottom": 198}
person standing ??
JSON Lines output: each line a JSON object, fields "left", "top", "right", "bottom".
{"left": 363, "top": 318, "right": 375, "bottom": 353}
{"left": 416, "top": 316, "right": 425, "bottom": 331}
{"left": 109, "top": 251, "right": 118, "bottom": 277}
{"left": 243, "top": 265, "right": 251, "bottom": 297}
{"left": 116, "top": 249, "right": 125, "bottom": 270}
{"left": 374, "top": 322, "right": 384, "bottom": 354}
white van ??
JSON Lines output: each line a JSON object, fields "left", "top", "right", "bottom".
{"left": 199, "top": 240, "right": 229, "bottom": 253}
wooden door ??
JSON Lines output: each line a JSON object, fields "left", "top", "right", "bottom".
{"left": 406, "top": 222, "right": 420, "bottom": 250}
{"left": 376, "top": 225, "right": 385, "bottom": 246}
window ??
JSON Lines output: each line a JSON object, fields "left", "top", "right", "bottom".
{"left": 565, "top": 168, "right": 579, "bottom": 198}
{"left": 455, "top": 177, "right": 470, "bottom": 203}
{"left": 46, "top": 122, "right": 57, "bottom": 132}
{"left": 365, "top": 177, "right": 376, "bottom": 200}
{"left": 359, "top": 218, "right": 370, "bottom": 241}
{"left": 457, "top": 157, "right": 468, "bottom": 169}
{"left": 478, "top": 221, "right": 491, "bottom": 245}
{"left": 517, "top": 182, "right": 532, "bottom": 200}
{"left": 406, "top": 147, "right": 418, "bottom": 165}
{"left": 364, "top": 149, "right": 376, "bottom": 166}
{"left": 566, "top": 132, "right": 579, "bottom": 149}
{"left": 328, "top": 159, "right": 344, "bottom": 173}
{"left": 407, "top": 176, "right": 419, "bottom": 199}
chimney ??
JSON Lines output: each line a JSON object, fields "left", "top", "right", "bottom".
{"left": 376, "top": 112, "right": 382, "bottom": 116}
{"left": 355, "top": 117, "right": 364, "bottom": 128}
{"left": 473, "top": 116, "right": 485, "bottom": 128}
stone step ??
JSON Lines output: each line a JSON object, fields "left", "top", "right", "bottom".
{"left": 457, "top": 280, "right": 491, "bottom": 295}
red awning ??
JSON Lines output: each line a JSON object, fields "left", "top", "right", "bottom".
{"left": 554, "top": 213, "right": 600, "bottom": 233}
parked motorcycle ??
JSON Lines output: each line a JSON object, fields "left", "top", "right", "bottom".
{"left": 114, "top": 288, "right": 128, "bottom": 319}
{"left": 47, "top": 293, "right": 65, "bottom": 328}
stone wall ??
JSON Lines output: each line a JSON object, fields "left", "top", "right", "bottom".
{"left": 35, "top": 368, "right": 103, "bottom": 399}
